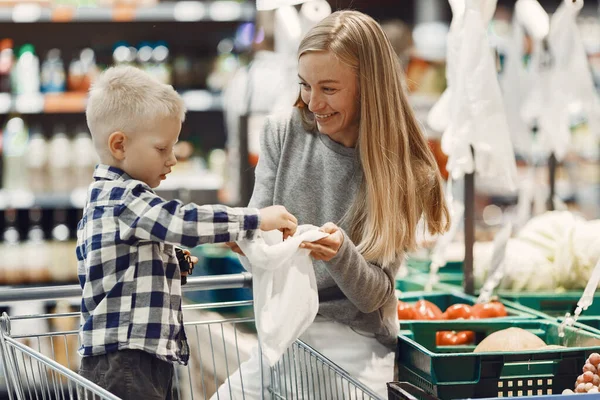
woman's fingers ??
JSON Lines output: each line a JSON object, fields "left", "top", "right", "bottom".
{"left": 226, "top": 242, "right": 245, "bottom": 255}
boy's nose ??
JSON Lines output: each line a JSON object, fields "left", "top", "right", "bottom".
{"left": 166, "top": 151, "right": 177, "bottom": 166}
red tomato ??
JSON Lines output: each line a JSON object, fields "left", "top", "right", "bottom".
{"left": 397, "top": 301, "right": 417, "bottom": 320}
{"left": 456, "top": 331, "right": 475, "bottom": 344}
{"left": 436, "top": 331, "right": 455, "bottom": 345}
{"left": 414, "top": 300, "right": 443, "bottom": 320}
{"left": 436, "top": 330, "right": 476, "bottom": 345}
{"left": 472, "top": 301, "right": 508, "bottom": 318}
{"left": 443, "top": 304, "right": 474, "bottom": 320}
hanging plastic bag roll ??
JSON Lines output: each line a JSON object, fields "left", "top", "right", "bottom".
{"left": 237, "top": 224, "right": 327, "bottom": 367}
{"left": 426, "top": 0, "right": 464, "bottom": 133}
{"left": 442, "top": 0, "right": 518, "bottom": 193}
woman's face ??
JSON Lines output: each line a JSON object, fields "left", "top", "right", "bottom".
{"left": 298, "top": 51, "right": 360, "bottom": 147}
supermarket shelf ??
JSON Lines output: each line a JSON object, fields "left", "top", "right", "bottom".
{"left": 0, "top": 188, "right": 88, "bottom": 210}
{"left": 0, "top": 90, "right": 223, "bottom": 115}
{"left": 0, "top": 1, "right": 255, "bottom": 23}
{"left": 0, "top": 176, "right": 222, "bottom": 210}
{"left": 0, "top": 92, "right": 436, "bottom": 116}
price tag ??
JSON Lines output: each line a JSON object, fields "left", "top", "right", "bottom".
{"left": 12, "top": 3, "right": 43, "bottom": 23}
{"left": 8, "top": 190, "right": 35, "bottom": 209}
{"left": 51, "top": 5, "right": 75, "bottom": 22}
{"left": 113, "top": 4, "right": 135, "bottom": 22}
{"left": 15, "top": 94, "right": 44, "bottom": 114}
{"left": 70, "top": 188, "right": 88, "bottom": 209}
{"left": 44, "top": 93, "right": 87, "bottom": 113}
{"left": 173, "top": 1, "right": 205, "bottom": 21}
{"left": 182, "top": 90, "right": 213, "bottom": 111}
{"left": 0, "top": 93, "right": 11, "bottom": 114}
{"left": 209, "top": 1, "right": 241, "bottom": 21}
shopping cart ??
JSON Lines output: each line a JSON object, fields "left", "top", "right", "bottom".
{"left": 0, "top": 274, "right": 383, "bottom": 400}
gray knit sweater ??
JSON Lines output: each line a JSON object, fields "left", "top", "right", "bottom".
{"left": 248, "top": 108, "right": 400, "bottom": 348}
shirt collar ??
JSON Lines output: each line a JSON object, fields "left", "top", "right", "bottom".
{"left": 93, "top": 164, "right": 134, "bottom": 183}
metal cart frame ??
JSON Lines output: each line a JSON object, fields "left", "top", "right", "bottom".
{"left": 0, "top": 274, "right": 383, "bottom": 400}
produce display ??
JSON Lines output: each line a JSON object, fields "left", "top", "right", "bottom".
{"left": 474, "top": 211, "right": 600, "bottom": 292}
{"left": 563, "top": 353, "right": 600, "bottom": 394}
{"left": 397, "top": 300, "right": 508, "bottom": 345}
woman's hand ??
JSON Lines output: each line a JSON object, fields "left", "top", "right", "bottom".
{"left": 226, "top": 242, "right": 245, "bottom": 256}
{"left": 300, "top": 222, "right": 344, "bottom": 261}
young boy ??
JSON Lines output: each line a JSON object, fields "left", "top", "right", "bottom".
{"left": 76, "top": 65, "right": 297, "bottom": 399}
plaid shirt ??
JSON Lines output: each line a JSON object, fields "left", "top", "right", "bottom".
{"left": 76, "top": 165, "right": 260, "bottom": 364}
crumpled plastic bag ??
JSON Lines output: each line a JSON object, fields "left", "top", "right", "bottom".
{"left": 237, "top": 224, "right": 327, "bottom": 367}
{"left": 438, "top": 0, "right": 518, "bottom": 193}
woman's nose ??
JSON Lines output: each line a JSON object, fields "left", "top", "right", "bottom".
{"left": 308, "top": 92, "right": 325, "bottom": 113}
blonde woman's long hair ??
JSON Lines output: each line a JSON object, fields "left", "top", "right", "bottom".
{"left": 295, "top": 10, "right": 450, "bottom": 267}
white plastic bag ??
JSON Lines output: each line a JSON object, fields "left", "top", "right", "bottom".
{"left": 442, "top": 0, "right": 518, "bottom": 193}
{"left": 545, "top": 0, "right": 600, "bottom": 158}
{"left": 237, "top": 224, "right": 327, "bottom": 367}
{"left": 499, "top": 0, "right": 549, "bottom": 157}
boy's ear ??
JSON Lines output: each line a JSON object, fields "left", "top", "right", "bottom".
{"left": 108, "top": 131, "right": 127, "bottom": 160}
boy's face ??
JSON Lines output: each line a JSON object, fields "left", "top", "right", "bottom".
{"left": 122, "top": 117, "right": 181, "bottom": 188}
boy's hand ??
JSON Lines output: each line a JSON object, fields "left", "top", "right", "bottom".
{"left": 259, "top": 205, "right": 298, "bottom": 239}
{"left": 226, "top": 242, "right": 245, "bottom": 256}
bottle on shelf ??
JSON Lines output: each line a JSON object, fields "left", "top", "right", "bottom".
{"left": 137, "top": 41, "right": 153, "bottom": 72}
{"left": 72, "top": 126, "right": 97, "bottom": 188}
{"left": 79, "top": 48, "right": 98, "bottom": 92}
{"left": 2, "top": 115, "right": 29, "bottom": 191}
{"left": 112, "top": 42, "right": 137, "bottom": 67}
{"left": 47, "top": 125, "right": 73, "bottom": 193}
{"left": 50, "top": 209, "right": 77, "bottom": 283}
{"left": 0, "top": 38, "right": 14, "bottom": 93}
{"left": 151, "top": 41, "right": 172, "bottom": 85}
{"left": 23, "top": 207, "right": 51, "bottom": 283}
{"left": 12, "top": 44, "right": 40, "bottom": 95}
{"left": 26, "top": 125, "right": 48, "bottom": 193}
{"left": 41, "top": 48, "right": 66, "bottom": 93}
{"left": 1, "top": 208, "right": 22, "bottom": 285}
{"left": 173, "top": 54, "right": 193, "bottom": 90}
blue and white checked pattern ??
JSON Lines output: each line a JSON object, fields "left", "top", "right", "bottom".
{"left": 76, "top": 164, "right": 260, "bottom": 364}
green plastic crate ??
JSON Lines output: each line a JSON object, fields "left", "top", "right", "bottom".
{"left": 407, "top": 257, "right": 463, "bottom": 273}
{"left": 498, "top": 292, "right": 600, "bottom": 318}
{"left": 423, "top": 272, "right": 600, "bottom": 319}
{"left": 396, "top": 276, "right": 430, "bottom": 292}
{"left": 397, "top": 292, "right": 538, "bottom": 324}
{"left": 396, "top": 319, "right": 600, "bottom": 399}
{"left": 397, "top": 269, "right": 468, "bottom": 292}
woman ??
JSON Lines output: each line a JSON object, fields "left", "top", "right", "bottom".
{"left": 222, "top": 10, "right": 450, "bottom": 397}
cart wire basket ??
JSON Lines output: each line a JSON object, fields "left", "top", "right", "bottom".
{"left": 0, "top": 273, "right": 383, "bottom": 400}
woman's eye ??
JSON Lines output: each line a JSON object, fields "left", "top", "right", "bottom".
{"left": 323, "top": 87, "right": 336, "bottom": 93}
{"left": 157, "top": 148, "right": 166, "bottom": 152}
{"left": 299, "top": 82, "right": 310, "bottom": 89}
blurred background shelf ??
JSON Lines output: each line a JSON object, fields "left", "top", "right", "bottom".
{"left": 0, "top": 90, "right": 223, "bottom": 114}
{"left": 0, "top": 1, "right": 255, "bottom": 24}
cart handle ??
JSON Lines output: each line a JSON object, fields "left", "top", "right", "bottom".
{"left": 0, "top": 272, "right": 253, "bottom": 302}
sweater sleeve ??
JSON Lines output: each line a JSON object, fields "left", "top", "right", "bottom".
{"left": 326, "top": 230, "right": 400, "bottom": 314}
{"left": 248, "top": 116, "right": 284, "bottom": 209}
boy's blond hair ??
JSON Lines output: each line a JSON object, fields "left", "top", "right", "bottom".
{"left": 86, "top": 65, "right": 186, "bottom": 161}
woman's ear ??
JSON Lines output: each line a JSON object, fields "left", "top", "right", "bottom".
{"left": 108, "top": 131, "right": 127, "bottom": 160}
